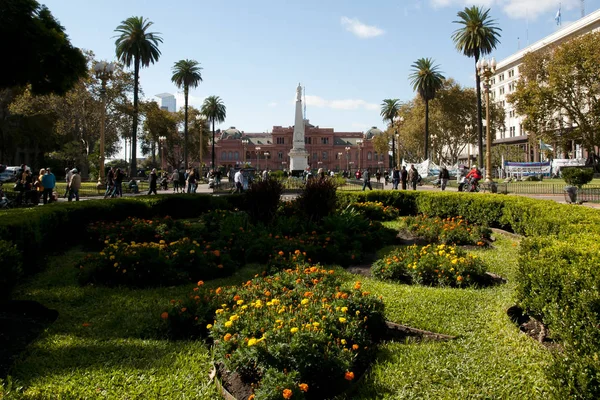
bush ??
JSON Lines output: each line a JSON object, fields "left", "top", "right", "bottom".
{"left": 0, "top": 240, "right": 22, "bottom": 303}
{"left": 244, "top": 178, "right": 284, "bottom": 224}
{"left": 161, "top": 264, "right": 385, "bottom": 400}
{"left": 402, "top": 215, "right": 491, "bottom": 246}
{"left": 372, "top": 244, "right": 488, "bottom": 287}
{"left": 562, "top": 167, "right": 594, "bottom": 188}
{"left": 517, "top": 234, "right": 600, "bottom": 398}
{"left": 349, "top": 201, "right": 400, "bottom": 221}
{"left": 296, "top": 178, "right": 338, "bottom": 222}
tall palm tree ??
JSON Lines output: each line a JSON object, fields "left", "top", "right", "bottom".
{"left": 452, "top": 6, "right": 501, "bottom": 168}
{"left": 171, "top": 59, "right": 203, "bottom": 170}
{"left": 409, "top": 58, "right": 444, "bottom": 160}
{"left": 201, "top": 96, "right": 226, "bottom": 169}
{"left": 115, "top": 16, "right": 162, "bottom": 178}
{"left": 380, "top": 99, "right": 401, "bottom": 168}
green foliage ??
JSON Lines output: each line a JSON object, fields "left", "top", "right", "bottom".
{"left": 0, "top": 240, "right": 22, "bottom": 303}
{"left": 517, "top": 234, "right": 600, "bottom": 398}
{"left": 562, "top": 167, "right": 594, "bottom": 188}
{"left": 372, "top": 244, "right": 487, "bottom": 287}
{"left": 296, "top": 178, "right": 338, "bottom": 222}
{"left": 403, "top": 215, "right": 491, "bottom": 245}
{"left": 349, "top": 201, "right": 400, "bottom": 221}
{"left": 244, "top": 178, "right": 284, "bottom": 223}
{"left": 162, "top": 264, "right": 384, "bottom": 399}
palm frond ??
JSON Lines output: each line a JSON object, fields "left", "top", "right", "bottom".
{"left": 171, "top": 59, "right": 203, "bottom": 91}
{"left": 114, "top": 16, "right": 163, "bottom": 67}
{"left": 451, "top": 6, "right": 501, "bottom": 60}
{"left": 409, "top": 58, "right": 445, "bottom": 102}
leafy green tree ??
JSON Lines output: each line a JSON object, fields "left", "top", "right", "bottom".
{"left": 508, "top": 31, "right": 600, "bottom": 155}
{"left": 171, "top": 59, "right": 203, "bottom": 169}
{"left": 115, "top": 16, "right": 162, "bottom": 177}
{"left": 380, "top": 99, "right": 401, "bottom": 167}
{"left": 0, "top": 0, "right": 87, "bottom": 95}
{"left": 491, "top": 144, "right": 525, "bottom": 169}
{"left": 141, "top": 101, "right": 177, "bottom": 167}
{"left": 452, "top": 6, "right": 501, "bottom": 168}
{"left": 201, "top": 96, "right": 227, "bottom": 169}
{"left": 409, "top": 58, "right": 444, "bottom": 160}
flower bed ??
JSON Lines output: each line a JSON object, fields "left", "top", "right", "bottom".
{"left": 161, "top": 260, "right": 385, "bottom": 400}
{"left": 349, "top": 201, "right": 400, "bottom": 221}
{"left": 371, "top": 244, "right": 488, "bottom": 287}
{"left": 402, "top": 215, "right": 491, "bottom": 246}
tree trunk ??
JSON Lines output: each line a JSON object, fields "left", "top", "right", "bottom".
{"left": 211, "top": 119, "right": 215, "bottom": 169}
{"left": 151, "top": 141, "right": 156, "bottom": 166}
{"left": 184, "top": 86, "right": 189, "bottom": 170}
{"left": 424, "top": 100, "right": 429, "bottom": 160}
{"left": 130, "top": 57, "right": 140, "bottom": 178}
{"left": 475, "top": 56, "right": 484, "bottom": 168}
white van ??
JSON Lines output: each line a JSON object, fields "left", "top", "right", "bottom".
{"left": 0, "top": 165, "right": 31, "bottom": 183}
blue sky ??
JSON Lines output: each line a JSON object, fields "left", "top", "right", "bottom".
{"left": 42, "top": 0, "right": 599, "bottom": 137}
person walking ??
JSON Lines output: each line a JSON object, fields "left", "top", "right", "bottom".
{"left": 103, "top": 167, "right": 115, "bottom": 199}
{"left": 171, "top": 169, "right": 180, "bottom": 193}
{"left": 375, "top": 169, "right": 382, "bottom": 184}
{"left": 187, "top": 169, "right": 196, "bottom": 193}
{"left": 41, "top": 168, "right": 56, "bottom": 204}
{"left": 392, "top": 166, "right": 400, "bottom": 190}
{"left": 362, "top": 169, "right": 373, "bottom": 191}
{"left": 112, "top": 168, "right": 124, "bottom": 197}
{"left": 408, "top": 165, "right": 419, "bottom": 191}
{"left": 147, "top": 168, "right": 158, "bottom": 195}
{"left": 439, "top": 166, "right": 450, "bottom": 191}
{"left": 234, "top": 169, "right": 244, "bottom": 193}
{"left": 401, "top": 166, "right": 408, "bottom": 190}
{"left": 68, "top": 169, "right": 81, "bottom": 201}
{"left": 63, "top": 167, "right": 73, "bottom": 198}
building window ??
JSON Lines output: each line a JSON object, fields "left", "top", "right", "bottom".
{"left": 221, "top": 151, "right": 227, "bottom": 160}
{"left": 499, "top": 86, "right": 505, "bottom": 95}
{"left": 508, "top": 82, "right": 515, "bottom": 92}
{"left": 234, "top": 151, "right": 239, "bottom": 160}
{"left": 276, "top": 137, "right": 285, "bottom": 144}
{"left": 228, "top": 151, "right": 233, "bottom": 160}
{"left": 355, "top": 152, "right": 358, "bottom": 161}
{"left": 519, "top": 124, "right": 523, "bottom": 135}
{"left": 322, "top": 151, "right": 328, "bottom": 160}
{"left": 499, "top": 73, "right": 504, "bottom": 82}
{"left": 491, "top": 78, "right": 496, "bottom": 85}
{"left": 373, "top": 152, "right": 378, "bottom": 161}
{"left": 509, "top": 110, "right": 514, "bottom": 118}
{"left": 313, "top": 152, "right": 318, "bottom": 161}
{"left": 367, "top": 152, "right": 372, "bottom": 160}
{"left": 305, "top": 137, "right": 312, "bottom": 144}
{"left": 321, "top": 137, "right": 329, "bottom": 145}
{"left": 278, "top": 151, "right": 283, "bottom": 160}
{"left": 508, "top": 69, "right": 514, "bottom": 78}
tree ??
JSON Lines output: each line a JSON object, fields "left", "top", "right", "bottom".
{"left": 115, "top": 16, "right": 162, "bottom": 177}
{"left": 201, "top": 96, "right": 226, "bottom": 169}
{"left": 171, "top": 59, "right": 203, "bottom": 170}
{"left": 141, "top": 101, "right": 178, "bottom": 167}
{"left": 452, "top": 6, "right": 501, "bottom": 168}
{"left": 0, "top": 0, "right": 87, "bottom": 95}
{"left": 508, "top": 32, "right": 600, "bottom": 155}
{"left": 380, "top": 99, "right": 401, "bottom": 167}
{"left": 409, "top": 58, "right": 444, "bottom": 160}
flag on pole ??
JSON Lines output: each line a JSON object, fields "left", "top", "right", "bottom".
{"left": 555, "top": 5, "right": 562, "bottom": 25}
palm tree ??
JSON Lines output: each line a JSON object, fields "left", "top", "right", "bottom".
{"left": 409, "top": 58, "right": 444, "bottom": 160}
{"left": 201, "top": 96, "right": 226, "bottom": 169}
{"left": 171, "top": 59, "right": 203, "bottom": 170}
{"left": 452, "top": 6, "right": 501, "bottom": 168}
{"left": 115, "top": 16, "right": 162, "bottom": 178}
{"left": 380, "top": 99, "right": 401, "bottom": 168}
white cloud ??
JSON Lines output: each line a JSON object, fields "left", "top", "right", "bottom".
{"left": 351, "top": 122, "right": 370, "bottom": 129}
{"left": 268, "top": 102, "right": 278, "bottom": 108}
{"left": 304, "top": 95, "right": 379, "bottom": 111}
{"left": 429, "top": 0, "right": 578, "bottom": 20}
{"left": 173, "top": 92, "right": 206, "bottom": 110}
{"left": 340, "top": 16, "right": 384, "bottom": 38}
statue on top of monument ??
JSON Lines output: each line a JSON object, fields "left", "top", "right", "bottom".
{"left": 296, "top": 83, "right": 302, "bottom": 102}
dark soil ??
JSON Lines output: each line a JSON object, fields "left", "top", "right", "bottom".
{"left": 507, "top": 305, "right": 556, "bottom": 347}
{"left": 0, "top": 300, "right": 59, "bottom": 379}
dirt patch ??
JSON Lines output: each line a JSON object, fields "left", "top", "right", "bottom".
{"left": 346, "top": 264, "right": 372, "bottom": 277}
{"left": 507, "top": 305, "right": 555, "bottom": 347}
{"left": 396, "top": 231, "right": 430, "bottom": 246}
{"left": 0, "top": 300, "right": 59, "bottom": 379}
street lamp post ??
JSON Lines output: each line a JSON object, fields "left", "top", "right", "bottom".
{"left": 477, "top": 57, "right": 496, "bottom": 183}
{"left": 337, "top": 152, "right": 343, "bottom": 171}
{"left": 242, "top": 138, "right": 249, "bottom": 164}
{"left": 357, "top": 139, "right": 364, "bottom": 170}
{"left": 395, "top": 116, "right": 404, "bottom": 168}
{"left": 93, "top": 61, "right": 115, "bottom": 189}
{"left": 255, "top": 146, "right": 261, "bottom": 170}
{"left": 345, "top": 146, "right": 351, "bottom": 171}
{"left": 264, "top": 151, "right": 270, "bottom": 170}
{"left": 159, "top": 136, "right": 166, "bottom": 172}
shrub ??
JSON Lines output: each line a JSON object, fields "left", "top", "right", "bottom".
{"left": 402, "top": 215, "right": 491, "bottom": 246}
{"left": 372, "top": 244, "right": 488, "bottom": 287}
{"left": 562, "top": 167, "right": 594, "bottom": 188}
{"left": 244, "top": 178, "right": 284, "bottom": 224}
{"left": 86, "top": 216, "right": 189, "bottom": 248}
{"left": 0, "top": 240, "right": 22, "bottom": 303}
{"left": 349, "top": 201, "right": 400, "bottom": 221}
{"left": 161, "top": 264, "right": 385, "bottom": 400}
{"left": 296, "top": 178, "right": 338, "bottom": 222}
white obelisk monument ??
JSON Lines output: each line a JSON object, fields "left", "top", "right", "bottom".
{"left": 288, "top": 83, "right": 309, "bottom": 173}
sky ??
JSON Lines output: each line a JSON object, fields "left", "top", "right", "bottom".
{"left": 41, "top": 0, "right": 599, "bottom": 146}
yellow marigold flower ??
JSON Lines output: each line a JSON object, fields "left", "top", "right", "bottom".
{"left": 206, "top": 324, "right": 213, "bottom": 329}
{"left": 339, "top": 317, "right": 347, "bottom": 323}
{"left": 237, "top": 300, "right": 244, "bottom": 305}
{"left": 341, "top": 339, "right": 347, "bottom": 345}
{"left": 109, "top": 255, "right": 115, "bottom": 260}
{"left": 114, "top": 262, "right": 119, "bottom": 267}
{"left": 290, "top": 327, "right": 299, "bottom": 334}
{"left": 229, "top": 315, "right": 239, "bottom": 321}
{"left": 301, "top": 299, "right": 309, "bottom": 305}
{"left": 190, "top": 250, "right": 195, "bottom": 254}
{"left": 312, "top": 322, "right": 320, "bottom": 327}
{"left": 224, "top": 321, "right": 233, "bottom": 328}
{"left": 216, "top": 309, "right": 224, "bottom": 314}
{"left": 355, "top": 310, "right": 360, "bottom": 316}
{"left": 341, "top": 307, "right": 348, "bottom": 313}
{"left": 457, "top": 276, "right": 463, "bottom": 282}
{"left": 242, "top": 305, "right": 249, "bottom": 310}
{"left": 248, "top": 338, "right": 258, "bottom": 346}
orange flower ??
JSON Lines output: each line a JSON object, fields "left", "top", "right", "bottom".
{"left": 217, "top": 264, "right": 224, "bottom": 269}
{"left": 224, "top": 333, "right": 232, "bottom": 341}
{"left": 344, "top": 371, "right": 355, "bottom": 381}
{"left": 181, "top": 308, "right": 187, "bottom": 312}
{"left": 278, "top": 250, "right": 284, "bottom": 256}
{"left": 216, "top": 287, "right": 223, "bottom": 294}
{"left": 160, "top": 312, "right": 169, "bottom": 320}
{"left": 197, "top": 280, "right": 204, "bottom": 286}
{"left": 248, "top": 395, "right": 255, "bottom": 400}
{"left": 193, "top": 287, "right": 199, "bottom": 292}
{"left": 282, "top": 388, "right": 292, "bottom": 399}
{"left": 82, "top": 322, "right": 92, "bottom": 327}
{"left": 233, "top": 295, "right": 241, "bottom": 301}
{"left": 457, "top": 276, "right": 463, "bottom": 282}
{"left": 298, "top": 383, "right": 309, "bottom": 392}
{"left": 213, "top": 250, "right": 221, "bottom": 257}
{"left": 354, "top": 281, "right": 362, "bottom": 290}
{"left": 352, "top": 344, "right": 359, "bottom": 350}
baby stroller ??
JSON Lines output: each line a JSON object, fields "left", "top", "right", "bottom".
{"left": 160, "top": 176, "right": 168, "bottom": 191}
{"left": 0, "top": 183, "right": 13, "bottom": 209}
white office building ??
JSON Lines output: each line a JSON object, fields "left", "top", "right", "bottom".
{"left": 155, "top": 93, "right": 176, "bottom": 113}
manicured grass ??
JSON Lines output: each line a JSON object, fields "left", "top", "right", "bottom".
{"left": 2, "top": 234, "right": 554, "bottom": 399}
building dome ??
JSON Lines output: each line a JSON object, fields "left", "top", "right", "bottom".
{"left": 220, "top": 126, "right": 243, "bottom": 140}
{"left": 364, "top": 126, "right": 383, "bottom": 139}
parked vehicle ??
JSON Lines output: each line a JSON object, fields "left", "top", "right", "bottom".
{"left": 0, "top": 165, "right": 31, "bottom": 183}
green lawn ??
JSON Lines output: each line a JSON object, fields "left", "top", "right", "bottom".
{"left": 2, "top": 234, "right": 553, "bottom": 399}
